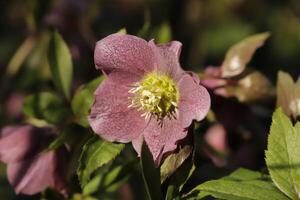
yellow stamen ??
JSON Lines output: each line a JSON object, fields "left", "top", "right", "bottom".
{"left": 128, "top": 71, "right": 179, "bottom": 120}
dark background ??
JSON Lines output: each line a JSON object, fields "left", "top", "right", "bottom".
{"left": 1, "top": 0, "right": 300, "bottom": 199}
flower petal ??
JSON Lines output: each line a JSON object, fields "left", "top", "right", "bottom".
{"left": 105, "top": 70, "right": 141, "bottom": 86}
{"left": 89, "top": 79, "right": 146, "bottom": 143}
{"left": 0, "top": 126, "right": 41, "bottom": 163}
{"left": 132, "top": 117, "right": 188, "bottom": 165}
{"left": 149, "top": 40, "right": 185, "bottom": 81}
{"left": 178, "top": 75, "right": 211, "bottom": 128}
{"left": 7, "top": 151, "right": 66, "bottom": 195}
{"left": 204, "top": 123, "right": 228, "bottom": 167}
{"left": 94, "top": 33, "right": 155, "bottom": 78}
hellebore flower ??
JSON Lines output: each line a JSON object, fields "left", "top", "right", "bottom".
{"left": 89, "top": 33, "right": 210, "bottom": 165}
{"left": 0, "top": 125, "right": 68, "bottom": 195}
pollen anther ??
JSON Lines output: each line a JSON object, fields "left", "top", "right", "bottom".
{"left": 128, "top": 71, "right": 179, "bottom": 120}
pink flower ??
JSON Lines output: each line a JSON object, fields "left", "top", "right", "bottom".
{"left": 89, "top": 34, "right": 210, "bottom": 165}
{"left": 203, "top": 123, "right": 229, "bottom": 167}
{"left": 0, "top": 125, "right": 68, "bottom": 195}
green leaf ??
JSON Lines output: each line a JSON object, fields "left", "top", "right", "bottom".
{"left": 266, "top": 108, "right": 300, "bottom": 199}
{"left": 101, "top": 162, "right": 135, "bottom": 193}
{"left": 71, "top": 194, "right": 98, "bottom": 200}
{"left": 179, "top": 163, "right": 195, "bottom": 192}
{"left": 83, "top": 171, "right": 105, "bottom": 196}
{"left": 191, "top": 168, "right": 289, "bottom": 200}
{"left": 83, "top": 161, "right": 134, "bottom": 195}
{"left": 6, "top": 35, "right": 37, "bottom": 77}
{"left": 117, "top": 28, "right": 127, "bottom": 34}
{"left": 138, "top": 10, "right": 151, "bottom": 39}
{"left": 152, "top": 22, "right": 172, "bottom": 43}
{"left": 48, "top": 30, "right": 73, "bottom": 99}
{"left": 23, "top": 92, "right": 69, "bottom": 124}
{"left": 77, "top": 137, "right": 125, "bottom": 187}
{"left": 71, "top": 76, "right": 105, "bottom": 127}
{"left": 225, "top": 70, "right": 274, "bottom": 103}
{"left": 140, "top": 140, "right": 163, "bottom": 200}
{"left": 160, "top": 146, "right": 192, "bottom": 183}
{"left": 165, "top": 156, "right": 194, "bottom": 199}
{"left": 47, "top": 125, "right": 82, "bottom": 150}
{"left": 221, "top": 32, "right": 270, "bottom": 78}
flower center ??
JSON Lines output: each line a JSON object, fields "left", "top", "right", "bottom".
{"left": 129, "top": 71, "right": 179, "bottom": 120}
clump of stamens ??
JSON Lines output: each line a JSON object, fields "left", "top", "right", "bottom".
{"left": 128, "top": 71, "right": 179, "bottom": 121}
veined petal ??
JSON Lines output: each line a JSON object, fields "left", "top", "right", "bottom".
{"left": 89, "top": 79, "right": 146, "bottom": 142}
{"left": 0, "top": 126, "right": 47, "bottom": 163}
{"left": 94, "top": 33, "right": 155, "bottom": 79}
{"left": 178, "top": 74, "right": 211, "bottom": 128}
{"left": 7, "top": 151, "right": 66, "bottom": 195}
{"left": 149, "top": 40, "right": 185, "bottom": 81}
{"left": 132, "top": 117, "right": 188, "bottom": 165}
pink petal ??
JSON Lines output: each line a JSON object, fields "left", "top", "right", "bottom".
{"left": 94, "top": 33, "right": 155, "bottom": 79}
{"left": 0, "top": 126, "right": 38, "bottom": 163}
{"left": 204, "top": 124, "right": 227, "bottom": 152}
{"left": 132, "top": 117, "right": 188, "bottom": 165}
{"left": 104, "top": 70, "right": 141, "bottom": 86}
{"left": 200, "top": 77, "right": 227, "bottom": 89}
{"left": 89, "top": 79, "right": 146, "bottom": 143}
{"left": 149, "top": 40, "right": 185, "bottom": 81}
{"left": 7, "top": 151, "right": 66, "bottom": 195}
{"left": 204, "top": 124, "right": 229, "bottom": 167}
{"left": 178, "top": 75, "right": 211, "bottom": 128}
{"left": 204, "top": 66, "right": 222, "bottom": 77}
{"left": 186, "top": 71, "right": 201, "bottom": 84}
{"left": 0, "top": 126, "right": 18, "bottom": 137}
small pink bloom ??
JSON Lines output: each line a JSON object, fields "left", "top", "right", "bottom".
{"left": 204, "top": 123, "right": 229, "bottom": 167}
{"left": 4, "top": 92, "right": 24, "bottom": 119}
{"left": 0, "top": 125, "right": 68, "bottom": 195}
{"left": 89, "top": 34, "right": 210, "bottom": 165}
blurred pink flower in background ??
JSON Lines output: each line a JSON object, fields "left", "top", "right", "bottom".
{"left": 204, "top": 123, "right": 229, "bottom": 167}
{"left": 4, "top": 92, "right": 24, "bottom": 120}
{"left": 0, "top": 125, "right": 68, "bottom": 195}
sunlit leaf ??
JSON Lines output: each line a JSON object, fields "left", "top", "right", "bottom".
{"left": 101, "top": 162, "right": 135, "bottom": 192}
{"left": 71, "top": 76, "right": 105, "bottom": 127}
{"left": 23, "top": 92, "right": 69, "bottom": 124}
{"left": 221, "top": 32, "right": 270, "bottom": 78}
{"left": 160, "top": 145, "right": 192, "bottom": 183}
{"left": 191, "top": 168, "right": 288, "bottom": 200}
{"left": 48, "top": 30, "right": 73, "bottom": 100}
{"left": 152, "top": 22, "right": 172, "bottom": 43}
{"left": 140, "top": 140, "right": 163, "bottom": 200}
{"left": 277, "top": 71, "right": 300, "bottom": 120}
{"left": 83, "top": 161, "right": 134, "bottom": 196}
{"left": 138, "top": 10, "right": 151, "bottom": 39}
{"left": 117, "top": 28, "right": 127, "bottom": 34}
{"left": 72, "top": 193, "right": 98, "bottom": 200}
{"left": 165, "top": 156, "right": 194, "bottom": 200}
{"left": 266, "top": 108, "right": 300, "bottom": 199}
{"left": 224, "top": 70, "right": 274, "bottom": 103}
{"left": 77, "top": 137, "right": 125, "bottom": 187}
{"left": 26, "top": 31, "right": 52, "bottom": 80}
{"left": 83, "top": 170, "right": 106, "bottom": 196}
{"left": 6, "top": 35, "right": 37, "bottom": 77}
